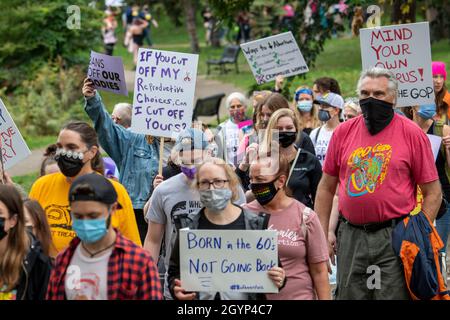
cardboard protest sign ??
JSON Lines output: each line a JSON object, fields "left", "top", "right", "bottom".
{"left": 360, "top": 22, "right": 435, "bottom": 107}
{"left": 131, "top": 48, "right": 198, "bottom": 139}
{"left": 0, "top": 98, "right": 31, "bottom": 171}
{"left": 240, "top": 31, "right": 308, "bottom": 85}
{"left": 180, "top": 229, "right": 278, "bottom": 293}
{"left": 427, "top": 134, "right": 441, "bottom": 161}
{"left": 88, "top": 51, "right": 128, "bottom": 96}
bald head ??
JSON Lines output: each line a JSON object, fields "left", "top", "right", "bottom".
{"left": 112, "top": 103, "right": 132, "bottom": 128}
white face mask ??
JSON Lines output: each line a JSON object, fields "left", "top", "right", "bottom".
{"left": 297, "top": 100, "right": 313, "bottom": 112}
{"left": 199, "top": 189, "right": 232, "bottom": 213}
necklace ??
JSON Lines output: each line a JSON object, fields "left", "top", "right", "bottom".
{"left": 81, "top": 240, "right": 115, "bottom": 258}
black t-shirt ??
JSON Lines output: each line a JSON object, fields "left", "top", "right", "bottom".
{"left": 287, "top": 148, "right": 323, "bottom": 208}
{"left": 198, "top": 207, "right": 246, "bottom": 230}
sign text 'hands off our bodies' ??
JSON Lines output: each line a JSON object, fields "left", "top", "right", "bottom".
{"left": 131, "top": 48, "right": 199, "bottom": 139}
{"left": 180, "top": 229, "right": 279, "bottom": 294}
{"left": 240, "top": 31, "right": 309, "bottom": 85}
{"left": 0, "top": 99, "right": 30, "bottom": 170}
{"left": 88, "top": 51, "right": 128, "bottom": 96}
{"left": 360, "top": 22, "right": 435, "bottom": 107}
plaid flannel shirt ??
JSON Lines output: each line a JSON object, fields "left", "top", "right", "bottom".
{"left": 46, "top": 230, "right": 163, "bottom": 300}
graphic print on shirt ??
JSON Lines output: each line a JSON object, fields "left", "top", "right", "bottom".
{"left": 0, "top": 286, "right": 17, "bottom": 300}
{"left": 72, "top": 273, "right": 101, "bottom": 300}
{"left": 268, "top": 224, "right": 300, "bottom": 247}
{"left": 346, "top": 143, "right": 392, "bottom": 197}
{"left": 45, "top": 204, "right": 76, "bottom": 239}
{"left": 169, "top": 200, "right": 203, "bottom": 223}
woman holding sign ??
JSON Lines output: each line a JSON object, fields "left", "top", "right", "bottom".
{"left": 168, "top": 158, "right": 286, "bottom": 300}
{"left": 245, "top": 154, "right": 330, "bottom": 300}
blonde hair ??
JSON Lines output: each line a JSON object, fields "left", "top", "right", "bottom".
{"left": 261, "top": 108, "right": 301, "bottom": 154}
{"left": 293, "top": 86, "right": 320, "bottom": 129}
{"left": 195, "top": 157, "right": 240, "bottom": 202}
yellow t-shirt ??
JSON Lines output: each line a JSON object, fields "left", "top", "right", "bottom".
{"left": 29, "top": 172, "right": 142, "bottom": 257}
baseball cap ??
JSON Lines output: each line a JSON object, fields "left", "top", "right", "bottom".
{"left": 314, "top": 92, "right": 345, "bottom": 109}
{"left": 69, "top": 173, "right": 122, "bottom": 209}
{"left": 174, "top": 128, "right": 209, "bottom": 152}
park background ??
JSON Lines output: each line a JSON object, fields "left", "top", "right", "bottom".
{"left": 0, "top": 0, "right": 449, "bottom": 191}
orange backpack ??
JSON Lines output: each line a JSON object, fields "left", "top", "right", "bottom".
{"left": 392, "top": 211, "right": 450, "bottom": 300}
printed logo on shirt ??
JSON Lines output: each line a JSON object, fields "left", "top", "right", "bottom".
{"left": 45, "top": 204, "right": 76, "bottom": 239}
{"left": 72, "top": 273, "right": 101, "bottom": 300}
{"left": 170, "top": 200, "right": 203, "bottom": 223}
{"left": 346, "top": 143, "right": 392, "bottom": 197}
{"left": 268, "top": 224, "right": 300, "bottom": 247}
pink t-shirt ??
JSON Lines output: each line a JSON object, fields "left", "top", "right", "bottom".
{"left": 323, "top": 114, "right": 438, "bottom": 224}
{"left": 244, "top": 199, "right": 328, "bottom": 300}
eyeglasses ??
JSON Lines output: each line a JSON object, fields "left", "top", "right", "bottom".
{"left": 198, "top": 179, "right": 229, "bottom": 190}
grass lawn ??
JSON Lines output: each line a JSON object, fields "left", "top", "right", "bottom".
{"left": 13, "top": 172, "right": 39, "bottom": 194}
{"left": 23, "top": 135, "right": 57, "bottom": 150}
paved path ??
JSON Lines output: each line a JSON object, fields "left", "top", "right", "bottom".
{"left": 11, "top": 72, "right": 243, "bottom": 177}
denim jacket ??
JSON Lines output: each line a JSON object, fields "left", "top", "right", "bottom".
{"left": 84, "top": 92, "right": 159, "bottom": 209}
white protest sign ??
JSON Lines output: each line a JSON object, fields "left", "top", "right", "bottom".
{"left": 88, "top": 51, "right": 128, "bottom": 96}
{"left": 360, "top": 22, "right": 435, "bottom": 107}
{"left": 0, "top": 98, "right": 31, "bottom": 170}
{"left": 180, "top": 229, "right": 278, "bottom": 293}
{"left": 427, "top": 134, "right": 442, "bottom": 161}
{"left": 131, "top": 48, "right": 198, "bottom": 139}
{"left": 240, "top": 31, "right": 309, "bottom": 85}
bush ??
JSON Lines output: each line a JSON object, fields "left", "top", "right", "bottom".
{"left": 5, "top": 61, "right": 88, "bottom": 136}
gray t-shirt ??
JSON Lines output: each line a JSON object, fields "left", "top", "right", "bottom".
{"left": 146, "top": 172, "right": 246, "bottom": 298}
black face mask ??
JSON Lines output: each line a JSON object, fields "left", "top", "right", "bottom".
{"left": 0, "top": 217, "right": 8, "bottom": 241}
{"left": 360, "top": 97, "right": 395, "bottom": 135}
{"left": 278, "top": 132, "right": 297, "bottom": 148}
{"left": 318, "top": 109, "right": 331, "bottom": 122}
{"left": 57, "top": 154, "right": 84, "bottom": 177}
{"left": 250, "top": 178, "right": 280, "bottom": 206}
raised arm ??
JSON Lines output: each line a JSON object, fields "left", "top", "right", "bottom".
{"left": 82, "top": 78, "right": 130, "bottom": 165}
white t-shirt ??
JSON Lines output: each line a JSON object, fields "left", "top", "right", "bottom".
{"left": 65, "top": 244, "right": 113, "bottom": 300}
{"left": 310, "top": 125, "right": 334, "bottom": 165}
{"left": 219, "top": 119, "right": 240, "bottom": 166}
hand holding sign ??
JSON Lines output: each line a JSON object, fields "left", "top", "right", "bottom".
{"left": 173, "top": 279, "right": 197, "bottom": 300}
{"left": 82, "top": 78, "right": 96, "bottom": 98}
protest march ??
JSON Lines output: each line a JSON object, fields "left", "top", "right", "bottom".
{"left": 1, "top": 1, "right": 450, "bottom": 309}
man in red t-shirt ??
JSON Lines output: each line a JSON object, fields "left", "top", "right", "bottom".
{"left": 314, "top": 67, "right": 442, "bottom": 300}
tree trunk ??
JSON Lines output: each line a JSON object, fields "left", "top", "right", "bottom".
{"left": 182, "top": 0, "right": 200, "bottom": 53}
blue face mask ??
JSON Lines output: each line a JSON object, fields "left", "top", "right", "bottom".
{"left": 297, "top": 100, "right": 313, "bottom": 112}
{"left": 417, "top": 104, "right": 436, "bottom": 120}
{"left": 72, "top": 215, "right": 110, "bottom": 244}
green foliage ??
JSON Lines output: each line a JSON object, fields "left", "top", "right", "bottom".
{"left": 207, "top": 0, "right": 345, "bottom": 93}
{"left": 0, "top": 0, "right": 102, "bottom": 89}
{"left": 4, "top": 61, "right": 88, "bottom": 136}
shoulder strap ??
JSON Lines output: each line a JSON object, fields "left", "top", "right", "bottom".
{"left": 286, "top": 147, "right": 301, "bottom": 186}
{"left": 313, "top": 126, "right": 322, "bottom": 145}
{"left": 301, "top": 207, "right": 312, "bottom": 242}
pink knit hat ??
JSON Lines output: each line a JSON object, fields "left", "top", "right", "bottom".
{"left": 432, "top": 61, "right": 447, "bottom": 80}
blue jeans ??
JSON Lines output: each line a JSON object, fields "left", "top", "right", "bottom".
{"left": 436, "top": 206, "right": 450, "bottom": 254}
